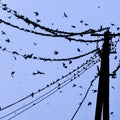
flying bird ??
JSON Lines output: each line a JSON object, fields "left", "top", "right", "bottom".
{"left": 77, "top": 48, "right": 80, "bottom": 52}
{"left": 84, "top": 23, "right": 89, "bottom": 26}
{"left": 111, "top": 23, "right": 115, "bottom": 26}
{"left": 92, "top": 90, "right": 97, "bottom": 93}
{"left": 72, "top": 84, "right": 77, "bottom": 87}
{"left": 80, "top": 20, "right": 83, "bottom": 23}
{"left": 11, "top": 71, "right": 15, "bottom": 77}
{"left": 32, "top": 70, "right": 45, "bottom": 75}
{"left": 54, "top": 51, "right": 59, "bottom": 55}
{"left": 63, "top": 12, "right": 68, "bottom": 18}
{"left": 1, "top": 30, "right": 6, "bottom": 35}
{"left": 5, "top": 38, "right": 10, "bottom": 43}
{"left": 71, "top": 25, "right": 76, "bottom": 28}
{"left": 36, "top": 19, "right": 41, "bottom": 23}
{"left": 62, "top": 63, "right": 67, "bottom": 69}
{"left": 88, "top": 102, "right": 92, "bottom": 106}
{"left": 34, "top": 12, "right": 39, "bottom": 16}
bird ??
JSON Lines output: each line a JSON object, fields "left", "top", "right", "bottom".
{"left": 62, "top": 63, "right": 67, "bottom": 69}
{"left": 98, "top": 6, "right": 100, "bottom": 8}
{"left": 111, "top": 23, "right": 115, "bottom": 26}
{"left": 71, "top": 25, "right": 76, "bottom": 28}
{"left": 8, "top": 16, "right": 12, "bottom": 19}
{"left": 31, "top": 92, "right": 34, "bottom": 97}
{"left": 32, "top": 70, "right": 45, "bottom": 75}
{"left": 88, "top": 102, "right": 92, "bottom": 106}
{"left": 69, "top": 60, "right": 72, "bottom": 64}
{"left": 33, "top": 42, "right": 37, "bottom": 45}
{"left": 63, "top": 12, "right": 68, "bottom": 18}
{"left": 92, "top": 90, "right": 97, "bottom": 93}
{"left": 36, "top": 19, "right": 41, "bottom": 23}
{"left": 5, "top": 38, "right": 10, "bottom": 43}
{"left": 11, "top": 71, "right": 15, "bottom": 77}
{"left": 117, "top": 27, "right": 120, "bottom": 31}
{"left": 54, "top": 51, "right": 59, "bottom": 55}
{"left": 37, "top": 70, "right": 45, "bottom": 74}
{"left": 80, "top": 20, "right": 83, "bottom": 23}
{"left": 72, "top": 84, "right": 77, "bottom": 87}
{"left": 84, "top": 23, "right": 89, "bottom": 26}
{"left": 34, "top": 12, "right": 39, "bottom": 16}
{"left": 1, "top": 30, "right": 6, "bottom": 35}
{"left": 77, "top": 48, "right": 80, "bottom": 52}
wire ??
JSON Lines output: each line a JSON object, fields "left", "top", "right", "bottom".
{"left": 0, "top": 58, "right": 100, "bottom": 120}
{"left": 71, "top": 74, "right": 99, "bottom": 120}
{"left": 0, "top": 2, "right": 109, "bottom": 36}
{"left": 0, "top": 46, "right": 99, "bottom": 61}
{"left": 0, "top": 19, "right": 103, "bottom": 43}
{"left": 0, "top": 53, "right": 99, "bottom": 112}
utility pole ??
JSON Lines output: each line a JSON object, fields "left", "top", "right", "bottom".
{"left": 91, "top": 29, "right": 120, "bottom": 120}
{"left": 92, "top": 29, "right": 111, "bottom": 120}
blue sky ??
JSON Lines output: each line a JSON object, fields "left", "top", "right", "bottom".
{"left": 0, "top": 0, "right": 120, "bottom": 120}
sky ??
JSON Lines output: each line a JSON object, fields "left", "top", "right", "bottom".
{"left": 0, "top": 0, "right": 120, "bottom": 120}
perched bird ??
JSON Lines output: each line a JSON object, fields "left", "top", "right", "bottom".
{"left": 54, "top": 51, "right": 59, "bottom": 55}
{"left": 34, "top": 12, "right": 39, "bottom": 16}
{"left": 33, "top": 42, "right": 37, "bottom": 46}
{"left": 11, "top": 71, "right": 15, "bottom": 77}
{"left": 63, "top": 12, "right": 68, "bottom": 18}
{"left": 31, "top": 92, "right": 34, "bottom": 97}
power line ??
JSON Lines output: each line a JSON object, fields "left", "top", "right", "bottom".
{"left": 0, "top": 45, "right": 99, "bottom": 61}
{"left": 0, "top": 2, "right": 109, "bottom": 36}
{"left": 71, "top": 74, "right": 99, "bottom": 120}
{"left": 0, "top": 53, "right": 99, "bottom": 112}
{"left": 0, "top": 58, "right": 100, "bottom": 120}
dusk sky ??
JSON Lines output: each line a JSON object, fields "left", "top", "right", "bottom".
{"left": 0, "top": 0, "right": 120, "bottom": 120}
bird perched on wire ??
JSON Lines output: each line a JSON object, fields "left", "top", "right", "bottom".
{"left": 54, "top": 51, "right": 59, "bottom": 55}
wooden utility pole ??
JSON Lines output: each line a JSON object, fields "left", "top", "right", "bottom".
{"left": 92, "top": 29, "right": 111, "bottom": 120}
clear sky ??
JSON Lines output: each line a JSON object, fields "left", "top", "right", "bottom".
{"left": 0, "top": 0, "right": 120, "bottom": 120}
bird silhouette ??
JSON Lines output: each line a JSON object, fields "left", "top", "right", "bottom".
{"left": 8, "top": 16, "right": 12, "bottom": 19}
{"left": 92, "top": 90, "right": 97, "bottom": 93}
{"left": 63, "top": 12, "right": 68, "bottom": 18}
{"left": 62, "top": 63, "right": 67, "bottom": 68}
{"left": 80, "top": 20, "right": 83, "bottom": 23}
{"left": 84, "top": 23, "right": 89, "bottom": 26}
{"left": 98, "top": 6, "right": 100, "bottom": 8}
{"left": 32, "top": 70, "right": 45, "bottom": 75}
{"left": 72, "top": 84, "right": 77, "bottom": 87}
{"left": 111, "top": 23, "right": 114, "bottom": 26}
{"left": 31, "top": 92, "right": 34, "bottom": 97}
{"left": 11, "top": 71, "right": 15, "bottom": 77}
{"left": 1, "top": 30, "right": 6, "bottom": 35}
{"left": 88, "top": 102, "right": 92, "bottom": 106}
{"left": 77, "top": 48, "right": 80, "bottom": 52}
{"left": 36, "top": 19, "right": 41, "bottom": 23}
{"left": 71, "top": 25, "right": 76, "bottom": 28}
{"left": 69, "top": 60, "right": 72, "bottom": 64}
{"left": 54, "top": 51, "right": 59, "bottom": 55}
{"left": 34, "top": 12, "right": 39, "bottom": 16}
{"left": 5, "top": 38, "right": 10, "bottom": 43}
